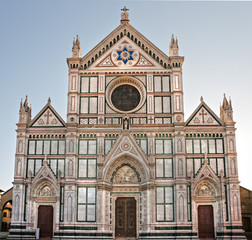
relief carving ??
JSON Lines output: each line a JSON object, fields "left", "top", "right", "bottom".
{"left": 113, "top": 165, "right": 139, "bottom": 183}
{"left": 195, "top": 182, "right": 215, "bottom": 197}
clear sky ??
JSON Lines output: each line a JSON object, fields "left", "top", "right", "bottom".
{"left": 0, "top": 0, "right": 252, "bottom": 191}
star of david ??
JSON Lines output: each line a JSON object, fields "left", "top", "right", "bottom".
{"left": 116, "top": 47, "right": 134, "bottom": 64}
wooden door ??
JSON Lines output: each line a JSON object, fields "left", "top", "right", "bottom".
{"left": 38, "top": 205, "right": 53, "bottom": 239}
{"left": 115, "top": 197, "right": 136, "bottom": 238}
{"left": 198, "top": 205, "right": 215, "bottom": 239}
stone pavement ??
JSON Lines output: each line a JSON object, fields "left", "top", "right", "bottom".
{"left": 0, "top": 232, "right": 8, "bottom": 239}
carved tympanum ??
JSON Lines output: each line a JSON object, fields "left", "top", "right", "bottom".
{"left": 113, "top": 165, "right": 138, "bottom": 184}
{"left": 195, "top": 182, "right": 215, "bottom": 197}
{"left": 37, "top": 185, "right": 54, "bottom": 197}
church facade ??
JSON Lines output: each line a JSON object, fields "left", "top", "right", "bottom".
{"left": 9, "top": 8, "right": 245, "bottom": 239}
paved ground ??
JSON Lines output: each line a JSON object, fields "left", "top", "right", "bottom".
{"left": 0, "top": 232, "right": 8, "bottom": 239}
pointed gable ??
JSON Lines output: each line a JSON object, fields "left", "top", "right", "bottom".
{"left": 89, "top": 36, "right": 161, "bottom": 70}
{"left": 29, "top": 100, "right": 66, "bottom": 127}
{"left": 74, "top": 22, "right": 178, "bottom": 71}
{"left": 186, "top": 100, "right": 223, "bottom": 126}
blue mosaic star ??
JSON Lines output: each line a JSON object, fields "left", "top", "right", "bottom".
{"left": 116, "top": 47, "right": 134, "bottom": 64}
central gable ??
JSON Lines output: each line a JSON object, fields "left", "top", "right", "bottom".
{"left": 78, "top": 23, "right": 173, "bottom": 71}
{"left": 88, "top": 36, "right": 164, "bottom": 70}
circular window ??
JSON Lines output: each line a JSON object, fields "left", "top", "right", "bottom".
{"left": 111, "top": 85, "right": 140, "bottom": 111}
{"left": 106, "top": 77, "right": 146, "bottom": 113}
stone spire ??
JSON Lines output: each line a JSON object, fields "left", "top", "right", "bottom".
{"left": 169, "top": 34, "right": 179, "bottom": 56}
{"left": 19, "top": 95, "right": 32, "bottom": 124}
{"left": 220, "top": 94, "right": 233, "bottom": 123}
{"left": 72, "top": 35, "right": 81, "bottom": 58}
{"left": 121, "top": 6, "right": 129, "bottom": 24}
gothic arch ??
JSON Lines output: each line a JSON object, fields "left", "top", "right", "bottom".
{"left": 103, "top": 154, "right": 150, "bottom": 183}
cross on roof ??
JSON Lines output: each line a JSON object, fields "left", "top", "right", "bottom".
{"left": 121, "top": 6, "right": 129, "bottom": 13}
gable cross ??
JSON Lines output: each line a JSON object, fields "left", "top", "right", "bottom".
{"left": 199, "top": 108, "right": 207, "bottom": 123}
{"left": 121, "top": 6, "right": 129, "bottom": 21}
{"left": 44, "top": 110, "right": 52, "bottom": 124}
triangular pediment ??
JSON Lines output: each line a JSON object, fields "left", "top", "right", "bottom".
{"left": 104, "top": 133, "right": 148, "bottom": 167}
{"left": 31, "top": 159, "right": 58, "bottom": 188}
{"left": 89, "top": 36, "right": 164, "bottom": 70}
{"left": 78, "top": 23, "right": 175, "bottom": 71}
{"left": 29, "top": 101, "right": 66, "bottom": 127}
{"left": 186, "top": 101, "right": 223, "bottom": 126}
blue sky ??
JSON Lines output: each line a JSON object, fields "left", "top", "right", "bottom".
{"left": 0, "top": 0, "right": 252, "bottom": 191}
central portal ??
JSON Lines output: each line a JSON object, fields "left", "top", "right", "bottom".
{"left": 115, "top": 197, "right": 136, "bottom": 238}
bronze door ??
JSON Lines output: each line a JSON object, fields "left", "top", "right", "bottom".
{"left": 198, "top": 205, "right": 215, "bottom": 239}
{"left": 38, "top": 205, "right": 53, "bottom": 239}
{"left": 115, "top": 197, "right": 136, "bottom": 238}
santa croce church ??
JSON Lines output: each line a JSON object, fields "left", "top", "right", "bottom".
{"left": 9, "top": 8, "right": 246, "bottom": 240}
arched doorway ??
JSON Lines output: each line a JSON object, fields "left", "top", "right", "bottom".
{"left": 1, "top": 201, "right": 12, "bottom": 232}
{"left": 194, "top": 180, "right": 220, "bottom": 239}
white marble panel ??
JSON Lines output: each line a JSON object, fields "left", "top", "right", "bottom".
{"left": 209, "top": 139, "right": 216, "bottom": 153}
{"left": 165, "top": 187, "right": 173, "bottom": 203}
{"left": 201, "top": 139, "right": 208, "bottom": 153}
{"left": 154, "top": 97, "right": 162, "bottom": 113}
{"left": 88, "top": 140, "right": 96, "bottom": 154}
{"left": 187, "top": 158, "right": 193, "bottom": 177}
{"left": 58, "top": 141, "right": 65, "bottom": 154}
{"left": 165, "top": 205, "right": 173, "bottom": 221}
{"left": 217, "top": 158, "right": 224, "bottom": 175}
{"left": 164, "top": 139, "right": 172, "bottom": 154}
{"left": 79, "top": 140, "right": 88, "bottom": 154}
{"left": 27, "top": 160, "right": 34, "bottom": 176}
{"left": 58, "top": 159, "right": 65, "bottom": 176}
{"left": 156, "top": 159, "right": 163, "bottom": 177}
{"left": 88, "top": 159, "right": 96, "bottom": 178}
{"left": 194, "top": 140, "right": 200, "bottom": 153}
{"left": 89, "top": 97, "right": 97, "bottom": 114}
{"left": 78, "top": 188, "right": 86, "bottom": 203}
{"left": 154, "top": 76, "right": 161, "bottom": 92}
{"left": 51, "top": 141, "right": 58, "bottom": 154}
{"left": 216, "top": 139, "right": 223, "bottom": 153}
{"left": 78, "top": 205, "right": 86, "bottom": 221}
{"left": 162, "top": 76, "right": 170, "bottom": 92}
{"left": 156, "top": 205, "right": 164, "bottom": 221}
{"left": 164, "top": 159, "right": 172, "bottom": 178}
{"left": 79, "top": 159, "right": 87, "bottom": 178}
{"left": 88, "top": 188, "right": 96, "bottom": 203}
{"left": 36, "top": 141, "right": 43, "bottom": 154}
{"left": 90, "top": 77, "right": 98, "bottom": 92}
{"left": 81, "top": 77, "right": 89, "bottom": 93}
{"left": 87, "top": 205, "right": 96, "bottom": 221}
{"left": 80, "top": 97, "right": 89, "bottom": 113}
{"left": 44, "top": 141, "right": 50, "bottom": 154}
{"left": 186, "top": 140, "right": 192, "bottom": 153}
{"left": 28, "top": 141, "right": 35, "bottom": 155}
{"left": 163, "top": 97, "right": 170, "bottom": 113}
{"left": 155, "top": 140, "right": 163, "bottom": 154}
{"left": 156, "top": 188, "right": 164, "bottom": 203}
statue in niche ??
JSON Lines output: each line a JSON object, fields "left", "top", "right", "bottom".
{"left": 123, "top": 114, "right": 129, "bottom": 130}
{"left": 113, "top": 165, "right": 138, "bottom": 183}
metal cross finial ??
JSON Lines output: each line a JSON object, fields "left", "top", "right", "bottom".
{"left": 121, "top": 6, "right": 129, "bottom": 13}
